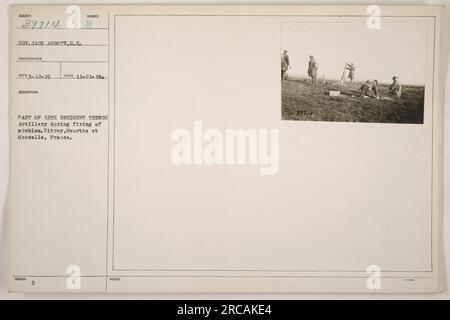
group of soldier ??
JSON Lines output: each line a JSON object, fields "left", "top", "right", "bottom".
{"left": 358, "top": 76, "right": 402, "bottom": 100}
{"left": 281, "top": 50, "right": 319, "bottom": 85}
{"left": 281, "top": 50, "right": 402, "bottom": 100}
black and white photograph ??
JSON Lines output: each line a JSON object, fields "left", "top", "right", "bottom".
{"left": 281, "top": 20, "right": 428, "bottom": 123}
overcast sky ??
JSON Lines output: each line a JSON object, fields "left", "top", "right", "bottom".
{"left": 281, "top": 20, "right": 428, "bottom": 85}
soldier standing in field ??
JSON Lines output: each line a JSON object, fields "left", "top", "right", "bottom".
{"left": 281, "top": 50, "right": 290, "bottom": 81}
{"left": 389, "top": 76, "right": 402, "bottom": 99}
{"left": 308, "top": 55, "right": 318, "bottom": 86}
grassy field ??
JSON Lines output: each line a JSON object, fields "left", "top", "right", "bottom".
{"left": 282, "top": 78, "right": 424, "bottom": 123}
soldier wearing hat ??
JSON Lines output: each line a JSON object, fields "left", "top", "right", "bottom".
{"left": 281, "top": 50, "right": 290, "bottom": 81}
{"left": 308, "top": 55, "right": 318, "bottom": 86}
{"left": 347, "top": 63, "right": 355, "bottom": 85}
{"left": 389, "top": 76, "right": 402, "bottom": 99}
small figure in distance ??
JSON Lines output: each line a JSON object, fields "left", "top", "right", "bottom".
{"left": 346, "top": 63, "right": 355, "bottom": 85}
{"left": 281, "top": 50, "right": 290, "bottom": 81}
{"left": 359, "top": 80, "right": 379, "bottom": 99}
{"left": 307, "top": 55, "right": 318, "bottom": 86}
{"left": 340, "top": 63, "right": 355, "bottom": 85}
{"left": 389, "top": 76, "right": 402, "bottom": 100}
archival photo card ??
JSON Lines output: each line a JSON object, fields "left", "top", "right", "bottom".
{"left": 8, "top": 5, "right": 444, "bottom": 293}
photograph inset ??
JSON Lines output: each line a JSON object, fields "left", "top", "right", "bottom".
{"left": 281, "top": 20, "right": 427, "bottom": 123}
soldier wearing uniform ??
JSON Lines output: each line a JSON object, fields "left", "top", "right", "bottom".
{"left": 281, "top": 50, "right": 290, "bottom": 81}
{"left": 360, "top": 80, "right": 379, "bottom": 99}
{"left": 347, "top": 63, "right": 355, "bottom": 85}
{"left": 341, "top": 63, "right": 355, "bottom": 85}
{"left": 308, "top": 55, "right": 318, "bottom": 86}
{"left": 389, "top": 76, "right": 402, "bottom": 99}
